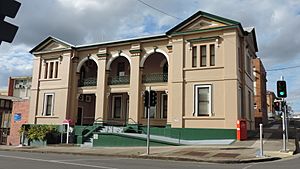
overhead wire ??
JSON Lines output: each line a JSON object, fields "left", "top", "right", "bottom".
{"left": 266, "top": 65, "right": 300, "bottom": 72}
{"left": 136, "top": 0, "right": 183, "bottom": 21}
{"left": 136, "top": 0, "right": 300, "bottom": 73}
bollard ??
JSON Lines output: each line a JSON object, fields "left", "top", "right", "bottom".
{"left": 259, "top": 123, "right": 264, "bottom": 157}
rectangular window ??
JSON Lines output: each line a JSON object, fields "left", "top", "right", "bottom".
{"left": 246, "top": 55, "right": 251, "bottom": 74}
{"left": 238, "top": 47, "right": 242, "bottom": 69}
{"left": 194, "top": 85, "right": 211, "bottom": 116}
{"left": 49, "top": 62, "right": 54, "bottom": 78}
{"left": 44, "top": 62, "right": 48, "bottom": 79}
{"left": 112, "top": 95, "right": 122, "bottom": 118}
{"left": 200, "top": 45, "right": 206, "bottom": 67}
{"left": 54, "top": 61, "right": 59, "bottom": 78}
{"left": 5, "top": 101, "right": 10, "bottom": 108}
{"left": 160, "top": 94, "right": 168, "bottom": 119}
{"left": 210, "top": 44, "right": 215, "bottom": 66}
{"left": 43, "top": 93, "right": 54, "bottom": 116}
{"left": 0, "top": 100, "right": 5, "bottom": 108}
{"left": 248, "top": 91, "right": 252, "bottom": 120}
{"left": 192, "top": 46, "right": 197, "bottom": 67}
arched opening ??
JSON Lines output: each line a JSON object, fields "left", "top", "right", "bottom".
{"left": 78, "top": 58, "right": 98, "bottom": 87}
{"left": 107, "top": 56, "right": 130, "bottom": 85}
{"left": 142, "top": 52, "right": 168, "bottom": 83}
{"left": 141, "top": 52, "right": 168, "bottom": 123}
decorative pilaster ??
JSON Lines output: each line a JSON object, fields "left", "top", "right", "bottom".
{"left": 94, "top": 55, "right": 108, "bottom": 120}
{"left": 128, "top": 43, "right": 142, "bottom": 124}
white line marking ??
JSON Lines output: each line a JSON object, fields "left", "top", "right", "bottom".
{"left": 56, "top": 158, "right": 126, "bottom": 162}
{"left": 242, "top": 164, "right": 253, "bottom": 169}
{"left": 0, "top": 154, "right": 118, "bottom": 169}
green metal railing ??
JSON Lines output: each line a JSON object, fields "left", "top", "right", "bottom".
{"left": 142, "top": 73, "right": 168, "bottom": 83}
{"left": 108, "top": 75, "right": 130, "bottom": 85}
{"left": 78, "top": 78, "right": 97, "bottom": 87}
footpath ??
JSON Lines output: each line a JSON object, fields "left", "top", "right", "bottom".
{"left": 0, "top": 123, "right": 298, "bottom": 163}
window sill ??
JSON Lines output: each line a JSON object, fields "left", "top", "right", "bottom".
{"left": 183, "top": 66, "right": 224, "bottom": 71}
{"left": 35, "top": 116, "right": 59, "bottom": 118}
{"left": 39, "top": 78, "right": 61, "bottom": 82}
{"left": 183, "top": 116, "right": 225, "bottom": 120}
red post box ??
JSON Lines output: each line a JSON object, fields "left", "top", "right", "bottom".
{"left": 237, "top": 119, "right": 247, "bottom": 140}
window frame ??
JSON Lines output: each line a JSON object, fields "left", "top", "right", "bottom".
{"left": 112, "top": 95, "right": 122, "bottom": 119}
{"left": 43, "top": 93, "right": 55, "bottom": 116}
{"left": 200, "top": 45, "right": 207, "bottom": 67}
{"left": 160, "top": 93, "right": 168, "bottom": 119}
{"left": 209, "top": 44, "right": 215, "bottom": 66}
{"left": 194, "top": 84, "right": 212, "bottom": 116}
{"left": 192, "top": 46, "right": 197, "bottom": 67}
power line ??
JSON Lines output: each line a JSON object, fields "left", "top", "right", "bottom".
{"left": 266, "top": 65, "right": 300, "bottom": 72}
{"left": 136, "top": 0, "right": 183, "bottom": 21}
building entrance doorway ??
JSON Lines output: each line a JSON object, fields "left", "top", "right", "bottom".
{"left": 77, "top": 94, "right": 96, "bottom": 125}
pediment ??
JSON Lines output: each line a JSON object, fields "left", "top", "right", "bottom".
{"left": 179, "top": 17, "right": 227, "bottom": 32}
{"left": 42, "top": 41, "right": 69, "bottom": 51}
{"left": 167, "top": 11, "right": 240, "bottom": 35}
{"left": 30, "top": 36, "right": 74, "bottom": 54}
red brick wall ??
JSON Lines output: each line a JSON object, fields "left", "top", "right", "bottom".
{"left": 8, "top": 78, "right": 14, "bottom": 97}
{"left": 7, "top": 99, "right": 29, "bottom": 146}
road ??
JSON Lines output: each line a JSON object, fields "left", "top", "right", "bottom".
{"left": 0, "top": 150, "right": 299, "bottom": 169}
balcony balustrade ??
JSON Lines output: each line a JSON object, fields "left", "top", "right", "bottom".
{"left": 108, "top": 75, "right": 130, "bottom": 85}
{"left": 142, "top": 73, "right": 168, "bottom": 83}
{"left": 78, "top": 78, "right": 97, "bottom": 87}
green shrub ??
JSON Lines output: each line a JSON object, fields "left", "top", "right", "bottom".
{"left": 27, "top": 125, "right": 58, "bottom": 141}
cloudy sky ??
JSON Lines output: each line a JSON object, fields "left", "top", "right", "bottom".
{"left": 1, "top": 0, "right": 300, "bottom": 112}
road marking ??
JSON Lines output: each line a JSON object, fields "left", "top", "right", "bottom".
{"left": 56, "top": 158, "right": 126, "bottom": 162}
{"left": 242, "top": 164, "right": 253, "bottom": 169}
{"left": 0, "top": 154, "right": 118, "bottom": 169}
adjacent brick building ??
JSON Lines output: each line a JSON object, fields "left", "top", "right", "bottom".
{"left": 0, "top": 95, "right": 14, "bottom": 145}
{"left": 266, "top": 91, "right": 276, "bottom": 118}
{"left": 252, "top": 58, "right": 267, "bottom": 127}
{"left": 7, "top": 99, "right": 30, "bottom": 145}
{"left": 5, "top": 76, "right": 32, "bottom": 145}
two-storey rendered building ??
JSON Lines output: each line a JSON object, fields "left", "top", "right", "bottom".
{"left": 28, "top": 11, "right": 258, "bottom": 140}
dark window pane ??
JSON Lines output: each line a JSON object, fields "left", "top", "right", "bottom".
{"left": 113, "top": 97, "right": 122, "bottom": 118}
{"left": 197, "top": 87, "right": 209, "bottom": 115}
{"left": 192, "top": 46, "right": 197, "bottom": 67}
{"left": 210, "top": 44, "right": 215, "bottom": 66}
{"left": 200, "top": 45, "right": 206, "bottom": 67}
{"left": 45, "top": 95, "right": 53, "bottom": 116}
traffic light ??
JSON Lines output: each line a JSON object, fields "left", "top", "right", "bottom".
{"left": 274, "top": 101, "right": 280, "bottom": 111}
{"left": 277, "top": 80, "right": 287, "bottom": 98}
{"left": 150, "top": 90, "right": 157, "bottom": 106}
{"left": 144, "top": 91, "right": 149, "bottom": 108}
{"left": 0, "top": 0, "right": 21, "bottom": 44}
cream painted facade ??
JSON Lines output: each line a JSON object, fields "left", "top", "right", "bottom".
{"left": 29, "top": 11, "right": 257, "bottom": 130}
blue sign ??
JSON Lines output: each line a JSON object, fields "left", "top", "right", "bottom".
{"left": 14, "top": 113, "right": 21, "bottom": 122}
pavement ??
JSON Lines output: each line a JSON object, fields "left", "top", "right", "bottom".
{"left": 0, "top": 123, "right": 298, "bottom": 164}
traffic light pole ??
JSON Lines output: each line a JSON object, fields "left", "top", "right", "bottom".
{"left": 281, "top": 99, "right": 287, "bottom": 152}
{"left": 284, "top": 100, "right": 288, "bottom": 142}
{"left": 146, "top": 86, "right": 151, "bottom": 155}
